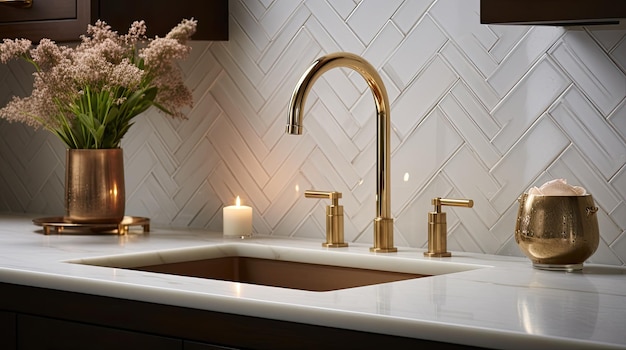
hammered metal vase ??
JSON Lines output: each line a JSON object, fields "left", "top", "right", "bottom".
{"left": 65, "top": 148, "right": 125, "bottom": 224}
{"left": 515, "top": 193, "right": 599, "bottom": 271}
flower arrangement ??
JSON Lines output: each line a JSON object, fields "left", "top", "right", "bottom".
{"left": 0, "top": 18, "right": 197, "bottom": 149}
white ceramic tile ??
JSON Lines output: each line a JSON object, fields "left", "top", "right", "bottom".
{"left": 610, "top": 100, "right": 626, "bottom": 140}
{"left": 264, "top": 172, "right": 311, "bottom": 228}
{"left": 172, "top": 139, "right": 218, "bottom": 207}
{"left": 301, "top": 15, "right": 341, "bottom": 55}
{"left": 306, "top": 110, "right": 361, "bottom": 188}
{"left": 391, "top": 108, "right": 462, "bottom": 214}
{"left": 311, "top": 100, "right": 359, "bottom": 159}
{"left": 257, "top": 4, "right": 311, "bottom": 73}
{"left": 259, "top": 0, "right": 300, "bottom": 39}
{"left": 391, "top": 0, "right": 433, "bottom": 35}
{"left": 347, "top": 0, "right": 403, "bottom": 45}
{"left": 588, "top": 28, "right": 626, "bottom": 52}
{"left": 550, "top": 31, "right": 626, "bottom": 115}
{"left": 550, "top": 88, "right": 626, "bottom": 179}
{"left": 359, "top": 21, "right": 404, "bottom": 72}
{"left": 174, "top": 94, "right": 221, "bottom": 160}
{"left": 231, "top": 0, "right": 271, "bottom": 51}
{"left": 442, "top": 147, "right": 501, "bottom": 226}
{"left": 262, "top": 134, "right": 316, "bottom": 200}
{"left": 430, "top": 0, "right": 498, "bottom": 78}
{"left": 305, "top": 0, "right": 365, "bottom": 54}
{"left": 300, "top": 149, "right": 361, "bottom": 220}
{"left": 612, "top": 36, "right": 626, "bottom": 71}
{"left": 212, "top": 45, "right": 266, "bottom": 113}
{"left": 440, "top": 86, "right": 500, "bottom": 167}
{"left": 239, "top": 0, "right": 267, "bottom": 20}
{"left": 208, "top": 119, "right": 270, "bottom": 211}
{"left": 389, "top": 56, "right": 457, "bottom": 139}
{"left": 328, "top": 0, "right": 357, "bottom": 20}
{"left": 492, "top": 58, "right": 569, "bottom": 153}
{"left": 550, "top": 148, "right": 623, "bottom": 215}
{"left": 309, "top": 76, "right": 361, "bottom": 139}
{"left": 490, "top": 202, "right": 519, "bottom": 246}
{"left": 440, "top": 42, "right": 500, "bottom": 111}
{"left": 384, "top": 15, "right": 447, "bottom": 88}
{"left": 486, "top": 25, "right": 530, "bottom": 64}
{"left": 487, "top": 26, "right": 564, "bottom": 97}
{"left": 211, "top": 76, "right": 270, "bottom": 159}
{"left": 491, "top": 117, "right": 569, "bottom": 210}
{"left": 227, "top": 15, "right": 262, "bottom": 60}
{"left": 612, "top": 232, "right": 626, "bottom": 264}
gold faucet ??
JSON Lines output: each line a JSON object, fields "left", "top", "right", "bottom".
{"left": 304, "top": 190, "right": 348, "bottom": 248}
{"left": 425, "top": 198, "right": 474, "bottom": 257}
{"left": 287, "top": 52, "right": 396, "bottom": 253}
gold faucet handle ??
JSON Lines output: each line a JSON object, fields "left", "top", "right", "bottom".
{"left": 432, "top": 197, "right": 474, "bottom": 212}
{"left": 304, "top": 190, "right": 347, "bottom": 248}
{"left": 425, "top": 197, "right": 474, "bottom": 258}
{"left": 304, "top": 190, "right": 341, "bottom": 205}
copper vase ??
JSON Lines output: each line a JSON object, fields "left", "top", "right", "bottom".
{"left": 65, "top": 148, "right": 125, "bottom": 224}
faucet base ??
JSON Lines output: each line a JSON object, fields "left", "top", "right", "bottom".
{"left": 370, "top": 247, "right": 398, "bottom": 253}
{"left": 370, "top": 217, "right": 397, "bottom": 253}
{"left": 424, "top": 251, "right": 451, "bottom": 257}
{"left": 323, "top": 242, "right": 349, "bottom": 248}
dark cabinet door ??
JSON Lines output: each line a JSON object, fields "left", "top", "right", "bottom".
{"left": 18, "top": 314, "right": 181, "bottom": 350}
{"left": 184, "top": 340, "right": 239, "bottom": 350}
{"left": 0, "top": 0, "right": 90, "bottom": 42}
{"left": 0, "top": 311, "right": 16, "bottom": 350}
{"left": 0, "top": 0, "right": 228, "bottom": 42}
{"left": 481, "top": 0, "right": 626, "bottom": 25}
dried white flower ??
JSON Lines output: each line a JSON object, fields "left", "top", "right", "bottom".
{"left": 0, "top": 18, "right": 197, "bottom": 149}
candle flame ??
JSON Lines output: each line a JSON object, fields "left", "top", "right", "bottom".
{"left": 235, "top": 196, "right": 241, "bottom": 207}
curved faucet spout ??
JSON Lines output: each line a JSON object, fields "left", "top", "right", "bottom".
{"left": 286, "top": 52, "right": 397, "bottom": 253}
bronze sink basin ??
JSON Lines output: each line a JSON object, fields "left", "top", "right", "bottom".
{"left": 70, "top": 243, "right": 485, "bottom": 292}
{"left": 132, "top": 256, "right": 426, "bottom": 291}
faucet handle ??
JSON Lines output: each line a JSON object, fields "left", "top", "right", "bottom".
{"left": 424, "top": 197, "right": 474, "bottom": 257}
{"left": 305, "top": 190, "right": 348, "bottom": 248}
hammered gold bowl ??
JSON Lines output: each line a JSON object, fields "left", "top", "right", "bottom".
{"left": 515, "top": 194, "right": 599, "bottom": 271}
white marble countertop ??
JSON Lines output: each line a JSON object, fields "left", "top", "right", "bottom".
{"left": 0, "top": 214, "right": 624, "bottom": 349}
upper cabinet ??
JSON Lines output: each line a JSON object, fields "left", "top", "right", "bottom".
{"left": 481, "top": 0, "right": 626, "bottom": 26}
{"left": 0, "top": 0, "right": 229, "bottom": 42}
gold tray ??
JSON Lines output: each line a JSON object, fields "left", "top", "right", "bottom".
{"left": 33, "top": 216, "right": 150, "bottom": 235}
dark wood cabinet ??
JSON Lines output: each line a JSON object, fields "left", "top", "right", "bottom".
{"left": 0, "top": 311, "right": 16, "bottom": 350}
{"left": 184, "top": 341, "right": 237, "bottom": 350}
{"left": 18, "top": 315, "right": 181, "bottom": 350}
{"left": 0, "top": 0, "right": 90, "bottom": 42}
{"left": 0, "top": 0, "right": 228, "bottom": 42}
{"left": 481, "top": 0, "right": 626, "bottom": 26}
{"left": 0, "top": 282, "right": 480, "bottom": 350}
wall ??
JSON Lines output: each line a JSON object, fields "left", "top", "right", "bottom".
{"left": 1, "top": 0, "right": 625, "bottom": 265}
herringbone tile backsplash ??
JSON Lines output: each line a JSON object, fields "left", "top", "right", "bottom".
{"left": 1, "top": 0, "right": 625, "bottom": 265}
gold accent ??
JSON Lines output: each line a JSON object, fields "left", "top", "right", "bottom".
{"left": 65, "top": 149, "right": 125, "bottom": 224}
{"left": 0, "top": 0, "right": 32, "bottom": 7}
{"left": 287, "top": 52, "right": 396, "bottom": 253}
{"left": 33, "top": 216, "right": 150, "bottom": 235}
{"left": 305, "top": 190, "right": 348, "bottom": 248}
{"left": 424, "top": 197, "right": 474, "bottom": 257}
{"left": 515, "top": 194, "right": 599, "bottom": 271}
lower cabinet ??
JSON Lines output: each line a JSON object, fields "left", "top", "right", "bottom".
{"left": 0, "top": 282, "right": 479, "bottom": 350}
{"left": 0, "top": 311, "right": 16, "bottom": 350}
{"left": 18, "top": 315, "right": 181, "bottom": 350}
{"left": 184, "top": 341, "right": 237, "bottom": 350}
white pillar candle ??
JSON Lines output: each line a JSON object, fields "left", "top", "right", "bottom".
{"left": 223, "top": 196, "right": 253, "bottom": 238}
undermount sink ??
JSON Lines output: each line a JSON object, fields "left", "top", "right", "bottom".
{"left": 70, "top": 243, "right": 486, "bottom": 292}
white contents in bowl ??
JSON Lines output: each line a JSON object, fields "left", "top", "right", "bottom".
{"left": 528, "top": 178, "right": 586, "bottom": 196}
